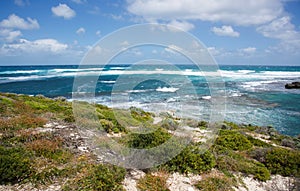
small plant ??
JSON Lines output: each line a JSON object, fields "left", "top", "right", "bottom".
{"left": 127, "top": 127, "right": 171, "bottom": 149}
{"left": 137, "top": 173, "right": 170, "bottom": 191}
{"left": 161, "top": 118, "right": 179, "bottom": 130}
{"left": 195, "top": 173, "right": 235, "bottom": 191}
{"left": 164, "top": 145, "right": 216, "bottom": 174}
{"left": 63, "top": 164, "right": 126, "bottom": 191}
{"left": 0, "top": 146, "right": 33, "bottom": 184}
{"left": 251, "top": 147, "right": 300, "bottom": 177}
{"left": 216, "top": 130, "right": 253, "bottom": 151}
{"left": 215, "top": 146, "right": 270, "bottom": 181}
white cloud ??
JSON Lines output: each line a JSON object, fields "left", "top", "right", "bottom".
{"left": 168, "top": 20, "right": 194, "bottom": 32}
{"left": 211, "top": 25, "right": 239, "bottom": 37}
{"left": 14, "top": 0, "right": 28, "bottom": 6}
{"left": 76, "top": 27, "right": 85, "bottom": 35}
{"left": 0, "top": 29, "right": 22, "bottom": 42}
{"left": 70, "top": 0, "right": 86, "bottom": 4}
{"left": 2, "top": 38, "right": 68, "bottom": 54}
{"left": 96, "top": 30, "right": 101, "bottom": 37}
{"left": 257, "top": 16, "right": 300, "bottom": 53}
{"left": 0, "top": 14, "right": 39, "bottom": 30}
{"left": 257, "top": 16, "right": 299, "bottom": 40}
{"left": 51, "top": 4, "right": 76, "bottom": 19}
{"left": 239, "top": 47, "right": 257, "bottom": 55}
{"left": 127, "top": 0, "right": 283, "bottom": 26}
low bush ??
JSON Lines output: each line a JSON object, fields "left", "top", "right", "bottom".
{"left": 127, "top": 127, "right": 171, "bottom": 149}
{"left": 137, "top": 173, "right": 170, "bottom": 191}
{"left": 251, "top": 147, "right": 300, "bottom": 177}
{"left": 216, "top": 130, "right": 253, "bottom": 151}
{"left": 195, "top": 174, "right": 235, "bottom": 191}
{"left": 0, "top": 146, "right": 33, "bottom": 184}
{"left": 215, "top": 146, "right": 270, "bottom": 181}
{"left": 161, "top": 118, "right": 179, "bottom": 130}
{"left": 164, "top": 145, "right": 215, "bottom": 174}
{"left": 63, "top": 164, "right": 126, "bottom": 191}
{"left": 0, "top": 115, "right": 46, "bottom": 131}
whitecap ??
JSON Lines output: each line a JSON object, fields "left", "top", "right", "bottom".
{"left": 202, "top": 96, "right": 211, "bottom": 100}
{"left": 156, "top": 87, "right": 179, "bottom": 92}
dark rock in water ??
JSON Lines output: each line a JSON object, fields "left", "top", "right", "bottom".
{"left": 285, "top": 82, "right": 300, "bottom": 89}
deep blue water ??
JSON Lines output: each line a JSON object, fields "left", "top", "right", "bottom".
{"left": 0, "top": 64, "right": 299, "bottom": 136}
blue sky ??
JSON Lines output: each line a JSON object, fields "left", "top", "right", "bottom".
{"left": 0, "top": 0, "right": 300, "bottom": 65}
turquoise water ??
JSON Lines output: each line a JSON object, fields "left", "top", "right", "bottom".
{"left": 0, "top": 64, "right": 299, "bottom": 136}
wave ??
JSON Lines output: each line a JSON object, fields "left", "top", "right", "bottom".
{"left": 126, "top": 89, "right": 151, "bottom": 93}
{"left": 156, "top": 87, "right": 179, "bottom": 92}
{"left": 0, "top": 70, "right": 42, "bottom": 75}
{"left": 201, "top": 96, "right": 211, "bottom": 100}
{"left": 100, "top": 80, "right": 116, "bottom": 84}
{"left": 1, "top": 67, "right": 300, "bottom": 84}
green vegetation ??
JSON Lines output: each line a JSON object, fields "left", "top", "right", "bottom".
{"left": 126, "top": 127, "right": 171, "bottom": 149}
{"left": 251, "top": 147, "right": 300, "bottom": 177}
{"left": 216, "top": 130, "right": 253, "bottom": 151}
{"left": 1, "top": 93, "right": 300, "bottom": 190}
{"left": 164, "top": 145, "right": 216, "bottom": 174}
{"left": 214, "top": 146, "right": 270, "bottom": 181}
{"left": 63, "top": 164, "right": 126, "bottom": 191}
{"left": 195, "top": 173, "right": 235, "bottom": 191}
{"left": 137, "top": 173, "right": 170, "bottom": 191}
{"left": 0, "top": 146, "right": 33, "bottom": 184}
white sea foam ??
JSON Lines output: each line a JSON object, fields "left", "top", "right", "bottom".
{"left": 0, "top": 70, "right": 42, "bottom": 74}
{"left": 126, "top": 89, "right": 150, "bottom": 93}
{"left": 156, "top": 87, "right": 179, "bottom": 92}
{"left": 202, "top": 96, "right": 211, "bottom": 100}
{"left": 100, "top": 80, "right": 116, "bottom": 84}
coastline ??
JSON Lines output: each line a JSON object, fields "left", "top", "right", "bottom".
{"left": 0, "top": 93, "right": 299, "bottom": 190}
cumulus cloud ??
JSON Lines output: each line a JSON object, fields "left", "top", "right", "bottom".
{"left": 96, "top": 30, "right": 101, "bottom": 37}
{"left": 0, "top": 29, "right": 22, "bottom": 42}
{"left": 14, "top": 0, "right": 29, "bottom": 6}
{"left": 76, "top": 27, "right": 85, "bottom": 35}
{"left": 127, "top": 0, "right": 283, "bottom": 26}
{"left": 211, "top": 25, "right": 239, "bottom": 37}
{"left": 51, "top": 4, "right": 76, "bottom": 19}
{"left": 1, "top": 38, "right": 68, "bottom": 54}
{"left": 240, "top": 47, "right": 256, "bottom": 54}
{"left": 257, "top": 16, "right": 300, "bottom": 53}
{"left": 70, "top": 0, "right": 86, "bottom": 4}
{"left": 0, "top": 14, "right": 39, "bottom": 30}
{"left": 168, "top": 20, "right": 194, "bottom": 32}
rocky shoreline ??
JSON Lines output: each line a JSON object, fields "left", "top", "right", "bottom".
{"left": 0, "top": 93, "right": 299, "bottom": 191}
{"left": 285, "top": 82, "right": 300, "bottom": 89}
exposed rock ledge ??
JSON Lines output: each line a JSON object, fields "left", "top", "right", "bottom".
{"left": 285, "top": 82, "right": 300, "bottom": 89}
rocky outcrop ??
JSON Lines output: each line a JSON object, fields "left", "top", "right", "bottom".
{"left": 285, "top": 82, "right": 300, "bottom": 89}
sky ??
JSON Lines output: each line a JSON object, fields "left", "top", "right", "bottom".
{"left": 0, "top": 0, "right": 300, "bottom": 65}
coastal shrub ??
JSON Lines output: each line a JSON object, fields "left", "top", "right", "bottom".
{"left": 96, "top": 108, "right": 126, "bottom": 132}
{"left": 185, "top": 119, "right": 208, "bottom": 129}
{"left": 161, "top": 118, "right": 179, "bottom": 130}
{"left": 215, "top": 146, "right": 270, "bottom": 181}
{"left": 0, "top": 146, "right": 33, "bottom": 184}
{"left": 223, "top": 121, "right": 240, "bottom": 130}
{"left": 216, "top": 130, "right": 253, "bottom": 151}
{"left": 0, "top": 115, "right": 46, "bottom": 131}
{"left": 137, "top": 173, "right": 170, "bottom": 191}
{"left": 127, "top": 127, "right": 171, "bottom": 149}
{"left": 195, "top": 174, "right": 235, "bottom": 191}
{"left": 99, "top": 119, "right": 114, "bottom": 133}
{"left": 251, "top": 147, "right": 300, "bottom": 177}
{"left": 130, "top": 106, "right": 153, "bottom": 122}
{"left": 246, "top": 136, "right": 272, "bottom": 148}
{"left": 26, "top": 138, "right": 61, "bottom": 158}
{"left": 63, "top": 164, "right": 126, "bottom": 191}
{"left": 164, "top": 145, "right": 216, "bottom": 174}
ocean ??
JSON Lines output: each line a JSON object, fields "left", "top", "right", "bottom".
{"left": 0, "top": 64, "right": 299, "bottom": 136}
